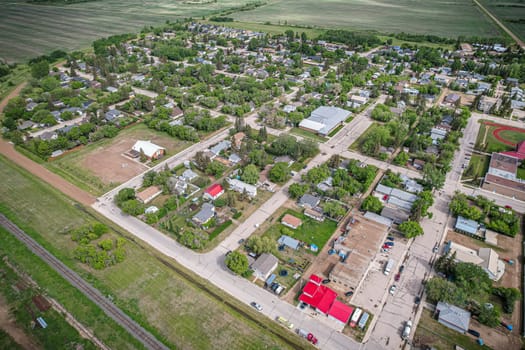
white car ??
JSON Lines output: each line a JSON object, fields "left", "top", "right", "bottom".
{"left": 389, "top": 284, "right": 397, "bottom": 295}
{"left": 250, "top": 302, "right": 263, "bottom": 311}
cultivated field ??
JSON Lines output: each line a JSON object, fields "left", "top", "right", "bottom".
{"left": 0, "top": 155, "right": 295, "bottom": 350}
{"left": 0, "top": 0, "right": 253, "bottom": 63}
{"left": 232, "top": 0, "right": 501, "bottom": 38}
{"left": 47, "top": 123, "right": 192, "bottom": 195}
{"left": 478, "top": 0, "right": 525, "bottom": 42}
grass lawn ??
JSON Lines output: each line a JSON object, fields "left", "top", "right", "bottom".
{"left": 517, "top": 167, "right": 525, "bottom": 180}
{"left": 0, "top": 330, "right": 23, "bottom": 350}
{"left": 231, "top": 0, "right": 501, "bottom": 39}
{"left": 0, "top": 155, "right": 298, "bottom": 350}
{"left": 264, "top": 209, "right": 338, "bottom": 254}
{"left": 328, "top": 124, "right": 344, "bottom": 137}
{"left": 0, "top": 65, "right": 30, "bottom": 101}
{"left": 291, "top": 127, "right": 328, "bottom": 143}
{"left": 414, "top": 309, "right": 489, "bottom": 350}
{"left": 463, "top": 154, "right": 490, "bottom": 182}
{"left": 46, "top": 123, "right": 192, "bottom": 196}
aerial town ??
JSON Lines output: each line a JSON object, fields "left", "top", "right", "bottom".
{"left": 1, "top": 14, "right": 525, "bottom": 350}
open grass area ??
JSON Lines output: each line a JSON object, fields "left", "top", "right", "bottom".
{"left": 350, "top": 123, "right": 378, "bottom": 150}
{"left": 413, "top": 309, "right": 489, "bottom": 350}
{"left": 478, "top": 0, "right": 525, "bottom": 42}
{"left": 264, "top": 209, "right": 338, "bottom": 254}
{"left": 0, "top": 329, "right": 23, "bottom": 350}
{"left": 46, "top": 123, "right": 192, "bottom": 196}
{"left": 290, "top": 127, "right": 328, "bottom": 143}
{"left": 0, "top": 0, "right": 254, "bottom": 63}
{"left": 0, "top": 154, "right": 298, "bottom": 350}
{"left": 232, "top": 0, "right": 501, "bottom": 39}
{"left": 463, "top": 154, "right": 490, "bottom": 183}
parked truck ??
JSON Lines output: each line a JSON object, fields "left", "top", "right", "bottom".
{"left": 384, "top": 259, "right": 395, "bottom": 275}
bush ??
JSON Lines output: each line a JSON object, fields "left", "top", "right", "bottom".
{"left": 232, "top": 212, "right": 242, "bottom": 219}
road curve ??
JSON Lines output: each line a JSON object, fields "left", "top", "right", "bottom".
{"left": 0, "top": 213, "right": 169, "bottom": 350}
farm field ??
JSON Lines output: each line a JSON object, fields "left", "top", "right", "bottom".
{"left": 46, "top": 123, "right": 193, "bottom": 196}
{"left": 478, "top": 0, "right": 525, "bottom": 42}
{"left": 231, "top": 0, "right": 502, "bottom": 38}
{"left": 0, "top": 155, "right": 295, "bottom": 350}
{"left": 0, "top": 0, "right": 253, "bottom": 63}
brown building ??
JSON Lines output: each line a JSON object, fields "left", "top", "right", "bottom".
{"left": 482, "top": 153, "right": 525, "bottom": 200}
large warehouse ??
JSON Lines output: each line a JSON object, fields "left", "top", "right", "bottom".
{"left": 299, "top": 106, "right": 351, "bottom": 136}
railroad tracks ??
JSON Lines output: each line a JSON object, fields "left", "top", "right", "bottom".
{"left": 0, "top": 214, "right": 169, "bottom": 350}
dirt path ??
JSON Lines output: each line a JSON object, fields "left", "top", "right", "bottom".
{"left": 0, "top": 295, "right": 41, "bottom": 350}
{"left": 0, "top": 82, "right": 95, "bottom": 206}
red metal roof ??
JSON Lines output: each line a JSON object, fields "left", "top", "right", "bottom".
{"left": 302, "top": 281, "right": 319, "bottom": 298}
{"left": 316, "top": 288, "right": 337, "bottom": 314}
{"left": 328, "top": 300, "right": 354, "bottom": 324}
{"left": 205, "top": 184, "right": 224, "bottom": 197}
{"left": 309, "top": 274, "right": 322, "bottom": 285}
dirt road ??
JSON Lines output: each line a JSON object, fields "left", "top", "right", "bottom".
{"left": 0, "top": 295, "right": 41, "bottom": 350}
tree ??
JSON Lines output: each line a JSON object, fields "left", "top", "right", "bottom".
{"left": 478, "top": 304, "right": 501, "bottom": 327}
{"left": 411, "top": 190, "right": 434, "bottom": 221}
{"left": 115, "top": 188, "right": 135, "bottom": 205}
{"left": 121, "top": 199, "right": 144, "bottom": 216}
{"left": 206, "top": 161, "right": 226, "bottom": 177}
{"left": 195, "top": 151, "right": 211, "bottom": 170}
{"left": 423, "top": 163, "right": 445, "bottom": 190}
{"left": 398, "top": 220, "right": 424, "bottom": 238}
{"left": 328, "top": 154, "right": 341, "bottom": 169}
{"left": 225, "top": 251, "right": 249, "bottom": 275}
{"left": 246, "top": 236, "right": 276, "bottom": 255}
{"left": 453, "top": 262, "right": 492, "bottom": 297}
{"left": 305, "top": 164, "right": 330, "bottom": 184}
{"left": 361, "top": 196, "right": 383, "bottom": 214}
{"left": 241, "top": 164, "right": 259, "bottom": 185}
{"left": 269, "top": 162, "right": 289, "bottom": 183}
{"left": 31, "top": 60, "right": 50, "bottom": 79}
{"left": 288, "top": 183, "right": 308, "bottom": 199}
{"left": 393, "top": 152, "right": 409, "bottom": 166}
{"left": 322, "top": 201, "right": 346, "bottom": 218}
{"left": 425, "top": 277, "right": 465, "bottom": 306}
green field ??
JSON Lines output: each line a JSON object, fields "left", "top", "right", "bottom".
{"left": 478, "top": 0, "right": 525, "bottom": 42}
{"left": 0, "top": 0, "right": 253, "bottom": 63}
{"left": 475, "top": 121, "right": 525, "bottom": 153}
{"left": 232, "top": 0, "right": 501, "bottom": 38}
{"left": 0, "top": 155, "right": 298, "bottom": 350}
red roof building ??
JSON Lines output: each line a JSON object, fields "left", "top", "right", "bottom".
{"left": 204, "top": 184, "right": 224, "bottom": 200}
{"left": 501, "top": 141, "right": 525, "bottom": 160}
{"left": 298, "top": 275, "right": 337, "bottom": 315}
{"left": 328, "top": 300, "right": 354, "bottom": 325}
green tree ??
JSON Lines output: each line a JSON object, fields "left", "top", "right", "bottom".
{"left": 425, "top": 277, "right": 466, "bottom": 306}
{"left": 31, "top": 60, "right": 50, "bottom": 79}
{"left": 322, "top": 201, "right": 346, "bottom": 218}
{"left": 478, "top": 304, "right": 500, "bottom": 327}
{"left": 115, "top": 188, "right": 135, "bottom": 205}
{"left": 398, "top": 220, "right": 424, "bottom": 238}
{"left": 121, "top": 199, "right": 144, "bottom": 216}
{"left": 393, "top": 152, "right": 409, "bottom": 166}
{"left": 241, "top": 164, "right": 259, "bottom": 185}
{"left": 411, "top": 190, "right": 434, "bottom": 221}
{"left": 225, "top": 251, "right": 249, "bottom": 275}
{"left": 269, "top": 162, "right": 289, "bottom": 183}
{"left": 305, "top": 164, "right": 330, "bottom": 184}
{"left": 246, "top": 236, "right": 276, "bottom": 255}
{"left": 288, "top": 183, "right": 308, "bottom": 199}
{"left": 423, "top": 163, "right": 445, "bottom": 190}
{"left": 453, "top": 262, "right": 492, "bottom": 297}
{"left": 206, "top": 161, "right": 226, "bottom": 177}
{"left": 361, "top": 196, "right": 383, "bottom": 214}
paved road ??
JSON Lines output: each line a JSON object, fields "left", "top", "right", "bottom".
{"left": 0, "top": 214, "right": 169, "bottom": 350}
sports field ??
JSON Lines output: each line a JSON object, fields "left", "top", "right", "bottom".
{"left": 0, "top": 155, "right": 296, "bottom": 350}
{"left": 0, "top": 0, "right": 253, "bottom": 63}
{"left": 46, "top": 123, "right": 192, "bottom": 196}
{"left": 475, "top": 120, "right": 525, "bottom": 153}
{"left": 232, "top": 0, "right": 501, "bottom": 38}
{"left": 478, "top": 0, "right": 525, "bottom": 42}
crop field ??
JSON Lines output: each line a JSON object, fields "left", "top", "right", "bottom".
{"left": 232, "top": 0, "right": 501, "bottom": 38}
{"left": 478, "top": 0, "right": 525, "bottom": 42}
{"left": 0, "top": 155, "right": 294, "bottom": 350}
{"left": 0, "top": 0, "right": 253, "bottom": 63}
{"left": 46, "top": 123, "right": 192, "bottom": 196}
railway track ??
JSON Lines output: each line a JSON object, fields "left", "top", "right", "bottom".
{"left": 0, "top": 214, "right": 169, "bottom": 350}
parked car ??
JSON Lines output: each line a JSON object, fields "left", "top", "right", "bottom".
{"left": 386, "top": 236, "right": 395, "bottom": 241}
{"left": 382, "top": 244, "right": 391, "bottom": 250}
{"left": 345, "top": 290, "right": 354, "bottom": 297}
{"left": 276, "top": 316, "right": 293, "bottom": 329}
{"left": 238, "top": 238, "right": 245, "bottom": 244}
{"left": 384, "top": 241, "right": 394, "bottom": 247}
{"left": 389, "top": 285, "right": 397, "bottom": 295}
{"left": 322, "top": 279, "right": 331, "bottom": 284}
{"left": 250, "top": 302, "right": 263, "bottom": 311}
{"left": 433, "top": 243, "right": 439, "bottom": 253}
{"left": 399, "top": 265, "right": 405, "bottom": 273}
{"left": 467, "top": 329, "right": 481, "bottom": 337}
{"left": 307, "top": 333, "right": 318, "bottom": 345}
{"left": 394, "top": 273, "right": 400, "bottom": 282}
{"left": 414, "top": 296, "right": 421, "bottom": 305}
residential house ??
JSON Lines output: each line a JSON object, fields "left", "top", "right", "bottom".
{"left": 192, "top": 203, "right": 215, "bottom": 225}
{"left": 478, "top": 96, "right": 500, "bottom": 113}
{"left": 380, "top": 206, "right": 409, "bottom": 224}
{"left": 227, "top": 178, "right": 257, "bottom": 197}
{"left": 430, "top": 127, "right": 448, "bottom": 145}
{"left": 281, "top": 214, "right": 302, "bottom": 229}
{"left": 204, "top": 184, "right": 224, "bottom": 200}
{"left": 250, "top": 253, "right": 278, "bottom": 280}
{"left": 304, "top": 208, "right": 325, "bottom": 222}
{"left": 105, "top": 109, "right": 124, "bottom": 123}
{"left": 136, "top": 186, "right": 163, "bottom": 204}
{"left": 277, "top": 235, "right": 300, "bottom": 250}
{"left": 298, "top": 194, "right": 320, "bottom": 209}
{"left": 181, "top": 169, "right": 198, "bottom": 182}
{"left": 436, "top": 302, "right": 471, "bottom": 334}
{"left": 209, "top": 140, "right": 231, "bottom": 158}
